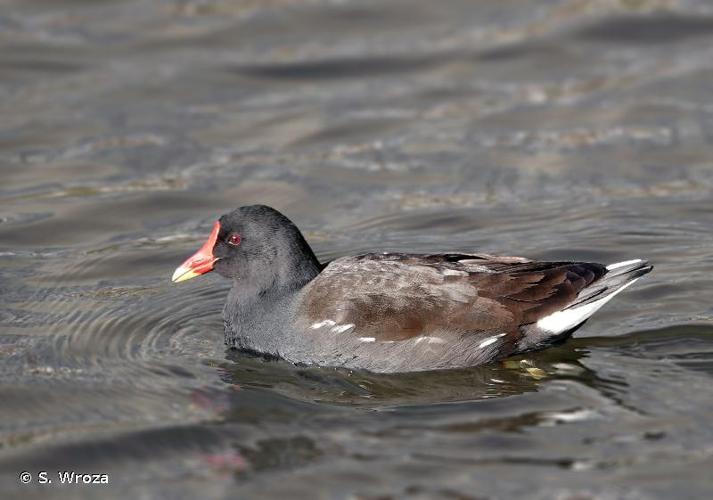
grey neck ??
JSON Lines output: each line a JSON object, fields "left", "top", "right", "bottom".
{"left": 222, "top": 260, "right": 319, "bottom": 356}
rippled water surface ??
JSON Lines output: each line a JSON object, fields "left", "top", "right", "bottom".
{"left": 2, "top": 0, "right": 713, "bottom": 498}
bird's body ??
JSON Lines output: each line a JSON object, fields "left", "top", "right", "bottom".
{"left": 173, "top": 205, "right": 652, "bottom": 373}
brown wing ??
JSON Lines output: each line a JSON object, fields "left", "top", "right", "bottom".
{"left": 472, "top": 260, "right": 607, "bottom": 324}
{"left": 296, "top": 253, "right": 606, "bottom": 346}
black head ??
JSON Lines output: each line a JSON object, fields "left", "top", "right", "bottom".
{"left": 172, "top": 205, "right": 320, "bottom": 293}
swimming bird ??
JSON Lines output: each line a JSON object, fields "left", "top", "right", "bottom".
{"left": 172, "top": 205, "right": 652, "bottom": 373}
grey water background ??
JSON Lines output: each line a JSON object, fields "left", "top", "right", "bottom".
{"left": 1, "top": 0, "right": 713, "bottom": 498}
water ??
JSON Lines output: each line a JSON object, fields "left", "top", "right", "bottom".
{"left": 2, "top": 0, "right": 713, "bottom": 498}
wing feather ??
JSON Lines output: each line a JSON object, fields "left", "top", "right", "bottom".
{"left": 296, "top": 253, "right": 606, "bottom": 343}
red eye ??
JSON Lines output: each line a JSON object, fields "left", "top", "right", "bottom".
{"left": 227, "top": 233, "right": 241, "bottom": 246}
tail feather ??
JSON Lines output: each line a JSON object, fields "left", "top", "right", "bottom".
{"left": 569, "top": 259, "right": 653, "bottom": 309}
{"left": 536, "top": 259, "right": 652, "bottom": 334}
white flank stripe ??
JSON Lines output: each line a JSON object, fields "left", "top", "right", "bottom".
{"left": 331, "top": 323, "right": 355, "bottom": 334}
{"left": 442, "top": 269, "right": 468, "bottom": 277}
{"left": 478, "top": 333, "right": 507, "bottom": 349}
{"left": 537, "top": 278, "right": 640, "bottom": 333}
{"left": 415, "top": 336, "right": 446, "bottom": 345}
{"left": 606, "top": 259, "right": 642, "bottom": 271}
{"left": 358, "top": 337, "right": 376, "bottom": 343}
{"left": 310, "top": 320, "right": 336, "bottom": 329}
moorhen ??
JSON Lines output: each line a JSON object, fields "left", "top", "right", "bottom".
{"left": 172, "top": 205, "right": 652, "bottom": 373}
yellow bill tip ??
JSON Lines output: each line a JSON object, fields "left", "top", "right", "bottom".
{"left": 171, "top": 265, "right": 200, "bottom": 283}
